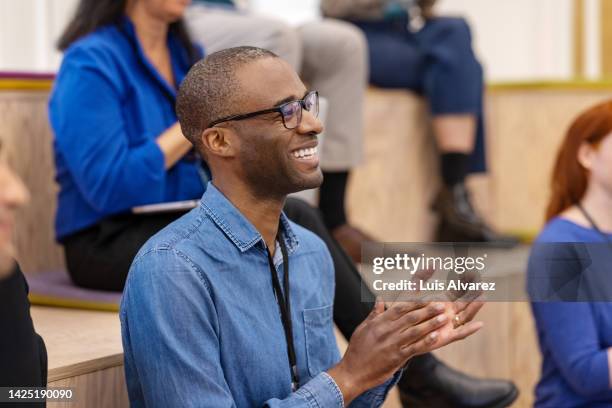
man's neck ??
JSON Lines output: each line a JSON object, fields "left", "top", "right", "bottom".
{"left": 126, "top": 2, "right": 168, "bottom": 54}
{"left": 580, "top": 183, "right": 612, "bottom": 232}
{"left": 212, "top": 179, "right": 286, "bottom": 253}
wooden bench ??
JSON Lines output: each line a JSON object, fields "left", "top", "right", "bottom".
{"left": 30, "top": 307, "right": 128, "bottom": 408}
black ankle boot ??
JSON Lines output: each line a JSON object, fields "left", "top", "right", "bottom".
{"left": 398, "top": 354, "right": 519, "bottom": 408}
{"left": 432, "top": 183, "right": 519, "bottom": 246}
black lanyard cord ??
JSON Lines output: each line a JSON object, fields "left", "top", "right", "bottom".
{"left": 266, "top": 233, "right": 300, "bottom": 392}
{"left": 577, "top": 203, "right": 612, "bottom": 248}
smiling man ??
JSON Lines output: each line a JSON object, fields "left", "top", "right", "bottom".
{"left": 120, "top": 46, "right": 484, "bottom": 407}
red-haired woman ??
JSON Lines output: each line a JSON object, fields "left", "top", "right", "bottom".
{"left": 528, "top": 101, "right": 612, "bottom": 407}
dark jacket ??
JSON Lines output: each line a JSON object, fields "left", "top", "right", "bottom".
{"left": 0, "top": 263, "right": 47, "bottom": 407}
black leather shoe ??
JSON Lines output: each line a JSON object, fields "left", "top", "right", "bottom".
{"left": 432, "top": 183, "right": 519, "bottom": 247}
{"left": 398, "top": 355, "right": 519, "bottom": 408}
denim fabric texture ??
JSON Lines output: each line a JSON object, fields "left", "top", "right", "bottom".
{"left": 121, "top": 183, "right": 398, "bottom": 407}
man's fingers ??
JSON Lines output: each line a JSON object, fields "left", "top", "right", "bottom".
{"left": 392, "top": 302, "right": 445, "bottom": 330}
{"left": 380, "top": 300, "right": 430, "bottom": 322}
{"left": 396, "top": 309, "right": 448, "bottom": 347}
{"left": 365, "top": 298, "right": 385, "bottom": 323}
{"left": 452, "top": 292, "right": 484, "bottom": 313}
{"left": 457, "top": 300, "right": 484, "bottom": 325}
{"left": 450, "top": 321, "right": 484, "bottom": 342}
{"left": 399, "top": 328, "right": 440, "bottom": 361}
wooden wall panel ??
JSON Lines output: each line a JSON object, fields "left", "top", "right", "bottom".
{"left": 0, "top": 91, "right": 64, "bottom": 274}
{"left": 601, "top": 0, "right": 612, "bottom": 76}
{"left": 486, "top": 88, "right": 612, "bottom": 234}
{"left": 347, "top": 88, "right": 443, "bottom": 243}
{"left": 574, "top": 0, "right": 585, "bottom": 77}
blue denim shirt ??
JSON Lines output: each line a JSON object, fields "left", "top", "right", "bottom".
{"left": 120, "top": 184, "right": 397, "bottom": 407}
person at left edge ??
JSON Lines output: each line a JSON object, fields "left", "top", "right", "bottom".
{"left": 0, "top": 138, "right": 47, "bottom": 405}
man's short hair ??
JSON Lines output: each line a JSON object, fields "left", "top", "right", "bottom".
{"left": 176, "top": 46, "right": 279, "bottom": 149}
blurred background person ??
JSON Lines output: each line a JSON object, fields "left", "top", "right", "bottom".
{"left": 528, "top": 101, "right": 612, "bottom": 407}
{"left": 0, "top": 139, "right": 47, "bottom": 397}
{"left": 321, "top": 0, "right": 517, "bottom": 245}
{"left": 186, "top": 0, "right": 372, "bottom": 262}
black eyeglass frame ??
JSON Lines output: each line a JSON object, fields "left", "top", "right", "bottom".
{"left": 207, "top": 91, "right": 319, "bottom": 130}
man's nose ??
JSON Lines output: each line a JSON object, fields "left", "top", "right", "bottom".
{"left": 297, "top": 109, "right": 324, "bottom": 135}
{"left": 0, "top": 164, "right": 30, "bottom": 209}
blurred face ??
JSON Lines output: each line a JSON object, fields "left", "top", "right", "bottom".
{"left": 580, "top": 133, "right": 612, "bottom": 196}
{"left": 0, "top": 143, "right": 29, "bottom": 278}
{"left": 134, "top": 0, "right": 191, "bottom": 22}
{"left": 229, "top": 58, "right": 325, "bottom": 197}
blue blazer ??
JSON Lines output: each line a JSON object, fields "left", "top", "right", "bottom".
{"left": 49, "top": 16, "right": 205, "bottom": 240}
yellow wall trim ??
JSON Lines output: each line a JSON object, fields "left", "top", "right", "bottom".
{"left": 0, "top": 79, "right": 53, "bottom": 91}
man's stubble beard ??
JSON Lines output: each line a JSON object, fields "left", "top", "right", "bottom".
{"left": 239, "top": 141, "right": 318, "bottom": 199}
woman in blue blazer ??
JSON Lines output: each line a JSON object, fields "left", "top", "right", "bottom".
{"left": 50, "top": 0, "right": 205, "bottom": 290}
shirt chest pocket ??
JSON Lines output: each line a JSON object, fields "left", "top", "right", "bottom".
{"left": 303, "top": 305, "right": 339, "bottom": 377}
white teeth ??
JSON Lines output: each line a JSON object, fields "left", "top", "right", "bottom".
{"left": 292, "top": 146, "right": 317, "bottom": 159}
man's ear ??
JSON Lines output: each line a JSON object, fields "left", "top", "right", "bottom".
{"left": 200, "top": 127, "right": 237, "bottom": 159}
{"left": 577, "top": 142, "right": 594, "bottom": 171}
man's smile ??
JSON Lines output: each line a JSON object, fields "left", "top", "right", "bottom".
{"left": 290, "top": 142, "right": 319, "bottom": 167}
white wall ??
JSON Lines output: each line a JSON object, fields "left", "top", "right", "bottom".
{"left": 437, "top": 0, "right": 574, "bottom": 81}
{"left": 0, "top": 0, "right": 585, "bottom": 81}
{"left": 0, "top": 0, "right": 78, "bottom": 73}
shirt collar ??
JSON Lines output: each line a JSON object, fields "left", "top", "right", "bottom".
{"left": 200, "top": 183, "right": 299, "bottom": 254}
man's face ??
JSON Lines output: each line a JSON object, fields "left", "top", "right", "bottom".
{"left": 231, "top": 58, "right": 324, "bottom": 197}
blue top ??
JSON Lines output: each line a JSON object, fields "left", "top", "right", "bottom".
{"left": 120, "top": 183, "right": 398, "bottom": 407}
{"left": 529, "top": 217, "right": 612, "bottom": 407}
{"left": 49, "top": 17, "right": 205, "bottom": 239}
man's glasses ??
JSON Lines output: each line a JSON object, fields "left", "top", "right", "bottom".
{"left": 208, "top": 91, "right": 319, "bottom": 130}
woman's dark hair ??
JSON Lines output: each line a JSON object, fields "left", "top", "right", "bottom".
{"left": 57, "top": 0, "right": 199, "bottom": 64}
